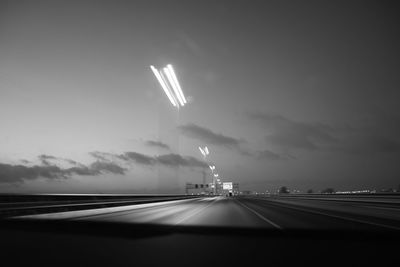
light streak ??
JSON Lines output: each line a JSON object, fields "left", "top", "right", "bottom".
{"left": 159, "top": 70, "right": 179, "bottom": 107}
{"left": 199, "top": 147, "right": 206, "bottom": 156}
{"left": 167, "top": 64, "right": 187, "bottom": 104}
{"left": 164, "top": 67, "right": 185, "bottom": 106}
{"left": 150, "top": 65, "right": 177, "bottom": 107}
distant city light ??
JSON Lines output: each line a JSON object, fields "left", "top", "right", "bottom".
{"left": 336, "top": 190, "right": 371, "bottom": 194}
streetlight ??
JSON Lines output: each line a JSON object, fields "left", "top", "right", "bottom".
{"left": 199, "top": 146, "right": 209, "bottom": 158}
{"left": 150, "top": 64, "right": 187, "bottom": 193}
{"left": 198, "top": 146, "right": 211, "bottom": 193}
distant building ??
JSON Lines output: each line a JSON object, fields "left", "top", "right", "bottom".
{"left": 186, "top": 183, "right": 213, "bottom": 195}
{"left": 221, "top": 182, "right": 239, "bottom": 196}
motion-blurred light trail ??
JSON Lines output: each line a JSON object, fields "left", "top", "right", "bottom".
{"left": 150, "top": 64, "right": 187, "bottom": 108}
{"left": 199, "top": 146, "right": 209, "bottom": 157}
{"left": 199, "top": 147, "right": 206, "bottom": 156}
{"left": 164, "top": 67, "right": 184, "bottom": 106}
{"left": 167, "top": 64, "right": 186, "bottom": 104}
{"left": 150, "top": 65, "right": 177, "bottom": 107}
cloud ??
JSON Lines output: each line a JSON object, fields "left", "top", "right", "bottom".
{"left": 178, "top": 123, "right": 243, "bottom": 148}
{"left": 89, "top": 161, "right": 126, "bottom": 175}
{"left": 178, "top": 122, "right": 292, "bottom": 161}
{"left": 247, "top": 112, "right": 336, "bottom": 151}
{"left": 0, "top": 156, "right": 127, "bottom": 184}
{"left": 38, "top": 154, "right": 58, "bottom": 166}
{"left": 247, "top": 111, "right": 400, "bottom": 155}
{"left": 117, "top": 151, "right": 208, "bottom": 168}
{"left": 89, "top": 151, "right": 117, "bottom": 161}
{"left": 38, "top": 154, "right": 87, "bottom": 167}
{"left": 118, "top": 152, "right": 155, "bottom": 165}
{"left": 64, "top": 159, "right": 82, "bottom": 166}
{"left": 256, "top": 150, "right": 295, "bottom": 160}
{"left": 93, "top": 151, "right": 209, "bottom": 169}
{"left": 0, "top": 149, "right": 210, "bottom": 184}
{"left": 0, "top": 163, "right": 64, "bottom": 183}
{"left": 144, "top": 140, "right": 170, "bottom": 150}
{"left": 155, "top": 154, "right": 208, "bottom": 168}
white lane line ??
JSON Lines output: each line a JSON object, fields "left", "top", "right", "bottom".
{"left": 236, "top": 200, "right": 283, "bottom": 230}
{"left": 259, "top": 199, "right": 400, "bottom": 231}
{"left": 174, "top": 197, "right": 218, "bottom": 225}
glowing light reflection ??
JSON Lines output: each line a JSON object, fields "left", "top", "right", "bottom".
{"left": 167, "top": 64, "right": 187, "bottom": 104}
{"left": 150, "top": 65, "right": 177, "bottom": 107}
{"left": 164, "top": 67, "right": 185, "bottom": 106}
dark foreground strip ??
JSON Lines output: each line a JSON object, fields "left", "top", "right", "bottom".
{"left": 1, "top": 218, "right": 400, "bottom": 241}
{"left": 244, "top": 197, "right": 400, "bottom": 230}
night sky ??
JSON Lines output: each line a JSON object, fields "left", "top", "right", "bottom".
{"left": 1, "top": 0, "right": 399, "bottom": 193}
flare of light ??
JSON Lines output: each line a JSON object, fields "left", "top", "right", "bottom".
{"left": 164, "top": 67, "right": 185, "bottom": 106}
{"left": 159, "top": 70, "right": 179, "bottom": 107}
{"left": 204, "top": 146, "right": 209, "bottom": 155}
{"left": 150, "top": 66, "right": 177, "bottom": 107}
{"left": 214, "top": 173, "right": 219, "bottom": 177}
{"left": 199, "top": 147, "right": 205, "bottom": 156}
{"left": 209, "top": 165, "right": 215, "bottom": 171}
{"left": 167, "top": 64, "right": 187, "bottom": 104}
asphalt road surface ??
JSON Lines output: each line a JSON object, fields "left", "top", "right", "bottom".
{"left": 3, "top": 195, "right": 400, "bottom": 266}
{"left": 17, "top": 196, "right": 400, "bottom": 230}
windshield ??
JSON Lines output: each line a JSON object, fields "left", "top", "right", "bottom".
{"left": 1, "top": 0, "right": 399, "bottom": 232}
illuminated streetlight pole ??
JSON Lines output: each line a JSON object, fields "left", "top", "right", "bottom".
{"left": 213, "top": 173, "right": 220, "bottom": 195}
{"left": 199, "top": 146, "right": 211, "bottom": 193}
{"left": 209, "top": 165, "right": 217, "bottom": 195}
{"left": 150, "top": 64, "right": 187, "bottom": 193}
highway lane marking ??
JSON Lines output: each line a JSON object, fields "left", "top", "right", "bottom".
{"left": 253, "top": 198, "right": 400, "bottom": 231}
{"left": 235, "top": 199, "right": 283, "bottom": 230}
{"left": 174, "top": 197, "right": 219, "bottom": 225}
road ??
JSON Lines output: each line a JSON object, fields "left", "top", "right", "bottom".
{"left": 3, "top": 195, "right": 400, "bottom": 265}
{"left": 16, "top": 196, "right": 400, "bottom": 230}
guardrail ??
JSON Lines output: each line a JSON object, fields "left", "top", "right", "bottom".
{"left": 245, "top": 193, "right": 400, "bottom": 205}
